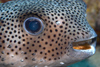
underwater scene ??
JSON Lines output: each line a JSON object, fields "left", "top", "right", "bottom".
{"left": 0, "top": 0, "right": 100, "bottom": 67}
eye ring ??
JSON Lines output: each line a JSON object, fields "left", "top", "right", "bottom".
{"left": 23, "top": 17, "right": 44, "bottom": 35}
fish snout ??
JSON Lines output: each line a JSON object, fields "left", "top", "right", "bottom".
{"left": 70, "top": 28, "right": 97, "bottom": 61}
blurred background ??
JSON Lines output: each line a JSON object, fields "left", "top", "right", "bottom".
{"left": 0, "top": 0, "right": 100, "bottom": 67}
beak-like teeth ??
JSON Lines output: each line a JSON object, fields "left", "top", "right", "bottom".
{"left": 72, "top": 37, "right": 97, "bottom": 50}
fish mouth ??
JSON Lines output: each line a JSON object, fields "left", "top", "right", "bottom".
{"left": 72, "top": 37, "right": 97, "bottom": 50}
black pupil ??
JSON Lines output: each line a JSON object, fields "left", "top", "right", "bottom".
{"left": 25, "top": 20, "right": 41, "bottom": 33}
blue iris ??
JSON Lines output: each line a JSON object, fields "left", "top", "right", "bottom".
{"left": 29, "top": 21, "right": 41, "bottom": 32}
{"left": 23, "top": 17, "right": 44, "bottom": 35}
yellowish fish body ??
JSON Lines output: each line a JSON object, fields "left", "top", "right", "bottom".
{"left": 0, "top": 0, "right": 97, "bottom": 67}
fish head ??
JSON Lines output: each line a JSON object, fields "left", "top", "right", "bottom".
{"left": 0, "top": 0, "right": 97, "bottom": 67}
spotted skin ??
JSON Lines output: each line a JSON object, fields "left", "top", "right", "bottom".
{"left": 0, "top": 0, "right": 97, "bottom": 67}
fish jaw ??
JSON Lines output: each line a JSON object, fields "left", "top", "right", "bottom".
{"left": 49, "top": 34, "right": 97, "bottom": 67}
{"left": 66, "top": 30, "right": 97, "bottom": 66}
{"left": 37, "top": 32, "right": 97, "bottom": 67}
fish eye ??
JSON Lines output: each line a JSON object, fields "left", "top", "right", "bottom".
{"left": 23, "top": 17, "right": 44, "bottom": 35}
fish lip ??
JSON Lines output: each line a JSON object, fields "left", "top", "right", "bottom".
{"left": 73, "top": 43, "right": 96, "bottom": 53}
{"left": 75, "top": 30, "right": 97, "bottom": 42}
{"left": 74, "top": 34, "right": 97, "bottom": 42}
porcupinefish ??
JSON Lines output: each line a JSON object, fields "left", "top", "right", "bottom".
{"left": 0, "top": 0, "right": 97, "bottom": 67}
